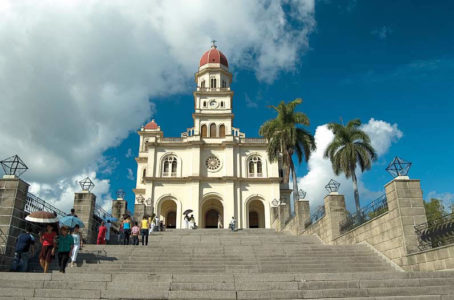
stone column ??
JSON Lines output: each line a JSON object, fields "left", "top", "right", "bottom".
{"left": 295, "top": 199, "right": 310, "bottom": 231}
{"left": 278, "top": 203, "right": 287, "bottom": 231}
{"left": 384, "top": 177, "right": 427, "bottom": 255}
{"left": 324, "top": 193, "right": 348, "bottom": 243}
{"left": 280, "top": 187, "right": 292, "bottom": 223}
{"left": 74, "top": 192, "right": 96, "bottom": 244}
{"left": 111, "top": 198, "right": 127, "bottom": 221}
{"left": 0, "top": 176, "right": 29, "bottom": 270}
{"left": 271, "top": 206, "right": 279, "bottom": 226}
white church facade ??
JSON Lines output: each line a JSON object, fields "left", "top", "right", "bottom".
{"left": 132, "top": 44, "right": 285, "bottom": 229}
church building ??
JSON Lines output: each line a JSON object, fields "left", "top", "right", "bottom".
{"left": 132, "top": 43, "right": 286, "bottom": 229}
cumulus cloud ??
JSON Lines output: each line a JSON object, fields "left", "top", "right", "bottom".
{"left": 426, "top": 191, "right": 454, "bottom": 212}
{"left": 125, "top": 149, "right": 133, "bottom": 158}
{"left": 29, "top": 171, "right": 113, "bottom": 214}
{"left": 127, "top": 168, "right": 134, "bottom": 181}
{"left": 0, "top": 0, "right": 315, "bottom": 210}
{"left": 298, "top": 118, "right": 402, "bottom": 211}
{"left": 371, "top": 26, "right": 392, "bottom": 40}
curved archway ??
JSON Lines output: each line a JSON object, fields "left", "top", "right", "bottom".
{"left": 219, "top": 124, "right": 225, "bottom": 138}
{"left": 247, "top": 199, "right": 265, "bottom": 228}
{"left": 210, "top": 123, "right": 217, "bottom": 138}
{"left": 201, "top": 198, "right": 223, "bottom": 228}
{"left": 201, "top": 124, "right": 207, "bottom": 137}
{"left": 157, "top": 197, "right": 178, "bottom": 228}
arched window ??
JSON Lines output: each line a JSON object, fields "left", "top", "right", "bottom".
{"left": 201, "top": 80, "right": 205, "bottom": 88}
{"left": 203, "top": 101, "right": 207, "bottom": 108}
{"left": 142, "top": 168, "right": 146, "bottom": 179}
{"left": 201, "top": 124, "right": 207, "bottom": 137}
{"left": 248, "top": 156, "right": 263, "bottom": 177}
{"left": 162, "top": 155, "right": 177, "bottom": 177}
{"left": 210, "top": 123, "right": 216, "bottom": 137}
{"left": 220, "top": 101, "right": 224, "bottom": 108}
{"left": 210, "top": 78, "right": 217, "bottom": 88}
{"left": 219, "top": 124, "right": 225, "bottom": 138}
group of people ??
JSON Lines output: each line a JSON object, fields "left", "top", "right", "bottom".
{"left": 13, "top": 222, "right": 83, "bottom": 274}
{"left": 183, "top": 214, "right": 197, "bottom": 229}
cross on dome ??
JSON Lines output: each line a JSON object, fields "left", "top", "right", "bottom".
{"left": 211, "top": 40, "right": 217, "bottom": 48}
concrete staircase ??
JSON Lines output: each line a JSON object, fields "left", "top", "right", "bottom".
{"left": 2, "top": 229, "right": 454, "bottom": 299}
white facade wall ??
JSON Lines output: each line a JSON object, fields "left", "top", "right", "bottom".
{"left": 133, "top": 47, "right": 282, "bottom": 229}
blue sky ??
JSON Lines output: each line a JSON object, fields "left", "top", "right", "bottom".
{"left": 103, "top": 0, "right": 454, "bottom": 212}
{"left": 1, "top": 0, "right": 453, "bottom": 213}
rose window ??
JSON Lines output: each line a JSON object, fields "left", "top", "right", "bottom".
{"left": 206, "top": 156, "right": 221, "bottom": 171}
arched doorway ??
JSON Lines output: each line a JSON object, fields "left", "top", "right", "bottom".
{"left": 166, "top": 211, "right": 176, "bottom": 228}
{"left": 248, "top": 199, "right": 265, "bottom": 228}
{"left": 201, "top": 198, "right": 223, "bottom": 228}
{"left": 159, "top": 199, "right": 177, "bottom": 229}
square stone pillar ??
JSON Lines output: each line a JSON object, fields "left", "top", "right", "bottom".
{"left": 384, "top": 177, "right": 427, "bottom": 254}
{"left": 324, "top": 193, "right": 348, "bottom": 242}
{"left": 74, "top": 192, "right": 96, "bottom": 244}
{"left": 278, "top": 203, "right": 287, "bottom": 231}
{"left": 0, "top": 177, "right": 29, "bottom": 270}
{"left": 280, "top": 187, "right": 292, "bottom": 222}
{"left": 296, "top": 199, "right": 310, "bottom": 230}
{"left": 112, "top": 199, "right": 127, "bottom": 221}
{"left": 271, "top": 206, "right": 279, "bottom": 226}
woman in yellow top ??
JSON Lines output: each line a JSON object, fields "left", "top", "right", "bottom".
{"left": 140, "top": 216, "right": 149, "bottom": 246}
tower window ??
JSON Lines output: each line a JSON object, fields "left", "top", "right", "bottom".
{"left": 162, "top": 155, "right": 178, "bottom": 177}
{"left": 201, "top": 124, "right": 207, "bottom": 137}
{"left": 248, "top": 156, "right": 263, "bottom": 177}
{"left": 220, "top": 101, "right": 224, "bottom": 108}
{"left": 210, "top": 123, "right": 217, "bottom": 137}
{"left": 219, "top": 124, "right": 225, "bottom": 138}
{"left": 201, "top": 80, "right": 205, "bottom": 88}
{"left": 222, "top": 80, "right": 226, "bottom": 88}
{"left": 203, "top": 101, "right": 207, "bottom": 107}
{"left": 210, "top": 78, "right": 217, "bottom": 88}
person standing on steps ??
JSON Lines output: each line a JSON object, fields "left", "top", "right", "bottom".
{"left": 105, "top": 220, "right": 112, "bottom": 244}
{"left": 123, "top": 216, "right": 131, "bottom": 245}
{"left": 97, "top": 221, "right": 107, "bottom": 245}
{"left": 12, "top": 225, "right": 35, "bottom": 272}
{"left": 141, "top": 216, "right": 149, "bottom": 246}
{"left": 56, "top": 226, "right": 74, "bottom": 273}
{"left": 184, "top": 214, "right": 190, "bottom": 229}
{"left": 39, "top": 224, "right": 57, "bottom": 273}
{"left": 70, "top": 224, "right": 83, "bottom": 267}
{"left": 131, "top": 222, "right": 140, "bottom": 245}
{"left": 229, "top": 217, "right": 236, "bottom": 232}
{"left": 217, "top": 214, "right": 223, "bottom": 229}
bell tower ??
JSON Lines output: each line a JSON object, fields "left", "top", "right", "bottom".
{"left": 193, "top": 41, "right": 234, "bottom": 138}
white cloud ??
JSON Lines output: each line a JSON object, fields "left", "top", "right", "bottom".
{"left": 426, "top": 191, "right": 454, "bottom": 212}
{"left": 127, "top": 168, "right": 134, "bottom": 181}
{"left": 371, "top": 26, "right": 392, "bottom": 40}
{"left": 125, "top": 148, "right": 133, "bottom": 158}
{"left": 29, "top": 171, "right": 113, "bottom": 214}
{"left": 298, "top": 118, "right": 402, "bottom": 211}
{"left": 0, "top": 0, "right": 315, "bottom": 209}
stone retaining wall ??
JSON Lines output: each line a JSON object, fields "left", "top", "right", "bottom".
{"left": 405, "top": 244, "right": 454, "bottom": 271}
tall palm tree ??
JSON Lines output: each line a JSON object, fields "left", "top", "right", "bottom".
{"left": 324, "top": 119, "right": 377, "bottom": 216}
{"left": 259, "top": 98, "right": 316, "bottom": 206}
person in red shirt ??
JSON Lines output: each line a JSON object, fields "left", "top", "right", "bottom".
{"left": 39, "top": 224, "right": 57, "bottom": 273}
{"left": 97, "top": 221, "right": 107, "bottom": 245}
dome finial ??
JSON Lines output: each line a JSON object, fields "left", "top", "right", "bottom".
{"left": 211, "top": 39, "right": 217, "bottom": 48}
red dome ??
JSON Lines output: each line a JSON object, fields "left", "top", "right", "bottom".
{"left": 199, "top": 46, "right": 228, "bottom": 68}
{"left": 144, "top": 119, "right": 158, "bottom": 130}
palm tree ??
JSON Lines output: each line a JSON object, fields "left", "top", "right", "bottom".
{"left": 324, "top": 119, "right": 377, "bottom": 216}
{"left": 259, "top": 98, "right": 316, "bottom": 206}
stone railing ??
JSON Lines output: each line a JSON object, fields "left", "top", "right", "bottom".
{"left": 242, "top": 138, "right": 266, "bottom": 144}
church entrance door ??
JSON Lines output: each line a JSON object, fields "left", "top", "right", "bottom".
{"left": 166, "top": 211, "right": 176, "bottom": 228}
{"left": 201, "top": 198, "right": 223, "bottom": 228}
{"left": 205, "top": 209, "right": 218, "bottom": 228}
{"left": 249, "top": 211, "right": 259, "bottom": 228}
{"left": 248, "top": 199, "right": 265, "bottom": 228}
